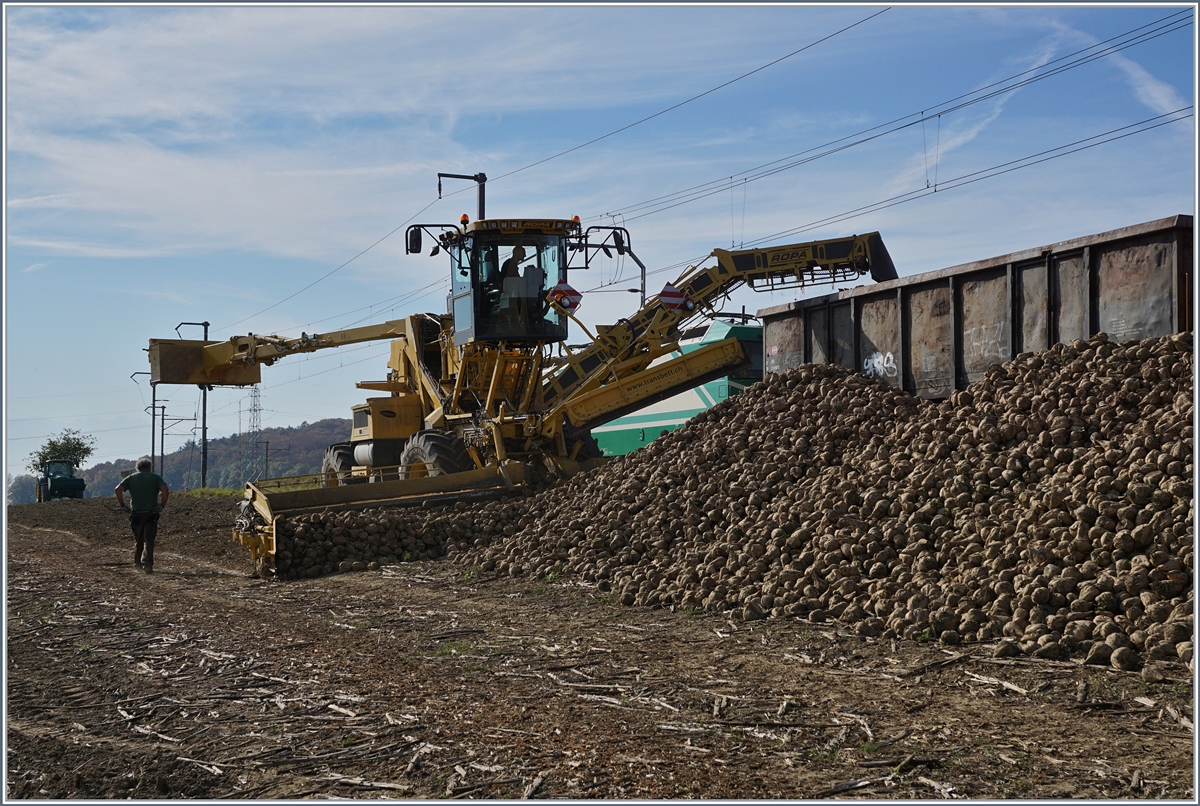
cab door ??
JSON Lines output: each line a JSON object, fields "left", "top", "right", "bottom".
{"left": 450, "top": 236, "right": 475, "bottom": 347}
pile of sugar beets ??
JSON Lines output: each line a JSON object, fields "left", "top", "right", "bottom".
{"left": 271, "top": 332, "right": 1194, "bottom": 671}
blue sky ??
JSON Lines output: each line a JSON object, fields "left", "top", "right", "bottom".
{"left": 4, "top": 3, "right": 1195, "bottom": 481}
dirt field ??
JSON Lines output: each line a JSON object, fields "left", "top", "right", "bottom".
{"left": 6, "top": 494, "right": 1195, "bottom": 800}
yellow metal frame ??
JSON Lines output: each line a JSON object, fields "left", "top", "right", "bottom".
{"left": 540, "top": 233, "right": 884, "bottom": 410}
{"left": 244, "top": 461, "right": 525, "bottom": 523}
{"left": 163, "top": 231, "right": 893, "bottom": 573}
{"left": 233, "top": 460, "right": 527, "bottom": 575}
{"left": 562, "top": 338, "right": 745, "bottom": 428}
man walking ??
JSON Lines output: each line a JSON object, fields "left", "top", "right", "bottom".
{"left": 115, "top": 458, "right": 169, "bottom": 573}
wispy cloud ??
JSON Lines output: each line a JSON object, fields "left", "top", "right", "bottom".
{"left": 6, "top": 5, "right": 883, "bottom": 264}
{"left": 5, "top": 7, "right": 766, "bottom": 139}
{"left": 881, "top": 24, "right": 1102, "bottom": 197}
{"left": 1044, "top": 15, "right": 1190, "bottom": 115}
{"left": 890, "top": 101, "right": 1010, "bottom": 194}
{"left": 21, "top": 262, "right": 48, "bottom": 273}
{"left": 1108, "top": 52, "right": 1189, "bottom": 115}
{"left": 6, "top": 236, "right": 171, "bottom": 258}
{"left": 129, "top": 288, "right": 194, "bottom": 305}
{"left": 6, "top": 193, "right": 81, "bottom": 208}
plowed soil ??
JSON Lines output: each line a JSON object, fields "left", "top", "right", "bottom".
{"left": 6, "top": 495, "right": 1194, "bottom": 799}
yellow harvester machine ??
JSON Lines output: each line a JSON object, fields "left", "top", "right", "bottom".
{"left": 148, "top": 173, "right": 897, "bottom": 575}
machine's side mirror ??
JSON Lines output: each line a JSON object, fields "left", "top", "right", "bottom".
{"left": 614, "top": 230, "right": 626, "bottom": 255}
{"left": 407, "top": 227, "right": 422, "bottom": 255}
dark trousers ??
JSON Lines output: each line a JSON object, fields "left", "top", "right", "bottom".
{"left": 130, "top": 511, "right": 159, "bottom": 567}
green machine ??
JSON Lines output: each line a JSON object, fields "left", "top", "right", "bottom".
{"left": 591, "top": 318, "right": 763, "bottom": 456}
{"left": 36, "top": 460, "right": 87, "bottom": 502}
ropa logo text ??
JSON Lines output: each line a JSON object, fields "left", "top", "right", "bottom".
{"left": 768, "top": 249, "right": 810, "bottom": 264}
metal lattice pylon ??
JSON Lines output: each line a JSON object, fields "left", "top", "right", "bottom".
{"left": 247, "top": 386, "right": 261, "bottom": 438}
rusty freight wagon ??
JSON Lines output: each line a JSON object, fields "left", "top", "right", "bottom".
{"left": 758, "top": 215, "right": 1193, "bottom": 397}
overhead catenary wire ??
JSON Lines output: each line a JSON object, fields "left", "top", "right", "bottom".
{"left": 584, "top": 107, "right": 1192, "bottom": 292}
{"left": 8, "top": 408, "right": 160, "bottom": 423}
{"left": 209, "top": 8, "right": 1186, "bottom": 338}
{"left": 219, "top": 195, "right": 443, "bottom": 332}
{"left": 11, "top": 335, "right": 403, "bottom": 443}
{"left": 595, "top": 9, "right": 1192, "bottom": 220}
{"left": 746, "top": 107, "right": 1193, "bottom": 247}
{"left": 7, "top": 425, "right": 148, "bottom": 442}
{"left": 283, "top": 277, "right": 449, "bottom": 332}
{"left": 922, "top": 113, "right": 931, "bottom": 188}
{"left": 618, "top": 30, "right": 1192, "bottom": 222}
{"left": 269, "top": 348, "right": 392, "bottom": 388}
{"left": 211, "top": 10, "right": 887, "bottom": 336}
{"left": 486, "top": 8, "right": 891, "bottom": 186}
{"left": 587, "top": 9, "right": 1191, "bottom": 224}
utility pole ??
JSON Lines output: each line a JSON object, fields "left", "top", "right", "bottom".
{"left": 157, "top": 401, "right": 169, "bottom": 478}
{"left": 176, "top": 321, "right": 211, "bottom": 487}
{"left": 161, "top": 411, "right": 196, "bottom": 487}
{"left": 257, "top": 441, "right": 289, "bottom": 480}
{"left": 141, "top": 402, "right": 166, "bottom": 471}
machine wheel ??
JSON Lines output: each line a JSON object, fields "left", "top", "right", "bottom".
{"left": 322, "top": 442, "right": 363, "bottom": 487}
{"left": 399, "top": 430, "right": 473, "bottom": 479}
{"left": 35, "top": 483, "right": 44, "bottom": 503}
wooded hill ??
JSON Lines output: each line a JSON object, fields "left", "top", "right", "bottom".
{"left": 78, "top": 418, "right": 351, "bottom": 497}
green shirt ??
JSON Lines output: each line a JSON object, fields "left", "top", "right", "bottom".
{"left": 119, "top": 471, "right": 166, "bottom": 512}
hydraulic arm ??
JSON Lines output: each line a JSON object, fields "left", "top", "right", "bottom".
{"left": 539, "top": 232, "right": 896, "bottom": 431}
{"left": 149, "top": 319, "right": 412, "bottom": 386}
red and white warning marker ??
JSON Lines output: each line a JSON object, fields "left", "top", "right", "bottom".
{"left": 657, "top": 282, "right": 693, "bottom": 311}
{"left": 548, "top": 282, "right": 583, "bottom": 311}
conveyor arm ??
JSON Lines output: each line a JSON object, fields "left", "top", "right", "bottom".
{"left": 541, "top": 232, "right": 896, "bottom": 412}
{"left": 150, "top": 320, "right": 412, "bottom": 386}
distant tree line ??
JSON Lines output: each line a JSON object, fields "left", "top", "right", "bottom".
{"left": 7, "top": 419, "right": 351, "bottom": 503}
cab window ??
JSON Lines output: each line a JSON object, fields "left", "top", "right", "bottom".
{"left": 472, "top": 233, "right": 567, "bottom": 342}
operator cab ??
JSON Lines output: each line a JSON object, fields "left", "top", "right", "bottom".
{"left": 445, "top": 220, "right": 574, "bottom": 347}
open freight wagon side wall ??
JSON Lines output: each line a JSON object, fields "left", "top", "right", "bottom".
{"left": 758, "top": 215, "right": 1193, "bottom": 399}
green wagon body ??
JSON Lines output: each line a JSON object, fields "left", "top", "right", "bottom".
{"left": 592, "top": 319, "right": 762, "bottom": 456}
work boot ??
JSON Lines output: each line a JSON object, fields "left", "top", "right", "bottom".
{"left": 144, "top": 565, "right": 153, "bottom": 575}
{"left": 135, "top": 562, "right": 144, "bottom": 571}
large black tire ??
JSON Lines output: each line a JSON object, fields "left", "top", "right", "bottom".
{"left": 322, "top": 442, "right": 363, "bottom": 487}
{"left": 398, "top": 430, "right": 473, "bottom": 479}
{"left": 35, "top": 483, "right": 44, "bottom": 503}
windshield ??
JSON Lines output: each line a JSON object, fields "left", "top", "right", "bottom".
{"left": 472, "top": 232, "right": 566, "bottom": 342}
{"left": 46, "top": 461, "right": 73, "bottom": 477}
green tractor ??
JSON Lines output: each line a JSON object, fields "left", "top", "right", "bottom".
{"left": 36, "top": 460, "right": 87, "bottom": 502}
